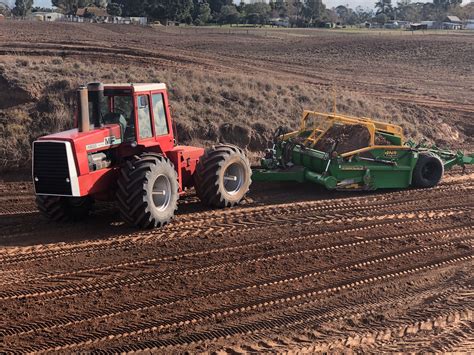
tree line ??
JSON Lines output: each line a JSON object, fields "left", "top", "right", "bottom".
{"left": 11, "top": 0, "right": 474, "bottom": 25}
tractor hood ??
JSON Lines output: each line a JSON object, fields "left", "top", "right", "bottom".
{"left": 38, "top": 124, "right": 122, "bottom": 153}
{"left": 36, "top": 124, "right": 122, "bottom": 178}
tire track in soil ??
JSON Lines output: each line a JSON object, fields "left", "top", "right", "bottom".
{"left": 252, "top": 283, "right": 473, "bottom": 353}
{"left": 0, "top": 191, "right": 471, "bottom": 265}
{"left": 0, "top": 171, "right": 471, "bottom": 222}
{"left": 14, "top": 253, "right": 471, "bottom": 353}
{"left": 0, "top": 217, "right": 469, "bottom": 287}
{"left": 90, "top": 266, "right": 472, "bottom": 354}
{"left": 0, "top": 177, "right": 470, "bottom": 249}
{"left": 4, "top": 277, "right": 468, "bottom": 353}
{"left": 1, "top": 235, "right": 470, "bottom": 340}
{"left": 0, "top": 221, "right": 471, "bottom": 301}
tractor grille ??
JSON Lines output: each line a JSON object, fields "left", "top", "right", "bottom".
{"left": 33, "top": 142, "right": 72, "bottom": 196}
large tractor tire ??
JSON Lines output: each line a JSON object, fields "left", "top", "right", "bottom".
{"left": 195, "top": 144, "right": 251, "bottom": 208}
{"left": 116, "top": 153, "right": 179, "bottom": 229}
{"left": 36, "top": 196, "right": 93, "bottom": 222}
{"left": 412, "top": 152, "right": 444, "bottom": 188}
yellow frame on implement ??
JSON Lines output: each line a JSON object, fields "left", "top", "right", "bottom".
{"left": 278, "top": 110, "right": 409, "bottom": 157}
{"left": 300, "top": 110, "right": 404, "bottom": 146}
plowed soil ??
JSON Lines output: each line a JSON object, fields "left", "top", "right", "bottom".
{"left": 0, "top": 170, "right": 473, "bottom": 352}
{"left": 0, "top": 21, "right": 473, "bottom": 352}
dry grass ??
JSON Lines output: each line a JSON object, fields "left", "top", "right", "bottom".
{"left": 0, "top": 54, "right": 469, "bottom": 171}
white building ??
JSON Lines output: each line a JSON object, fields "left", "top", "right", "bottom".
{"left": 29, "top": 12, "right": 64, "bottom": 22}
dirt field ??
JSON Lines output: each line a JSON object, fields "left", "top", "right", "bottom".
{"left": 0, "top": 21, "right": 473, "bottom": 352}
{"left": 0, "top": 172, "right": 473, "bottom": 352}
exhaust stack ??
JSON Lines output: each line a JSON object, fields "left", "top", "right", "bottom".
{"left": 78, "top": 86, "right": 89, "bottom": 133}
{"left": 87, "top": 82, "right": 105, "bottom": 129}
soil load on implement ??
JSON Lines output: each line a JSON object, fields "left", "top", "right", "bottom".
{"left": 253, "top": 110, "right": 473, "bottom": 190}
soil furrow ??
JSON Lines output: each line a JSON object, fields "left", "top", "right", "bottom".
{"left": 19, "top": 253, "right": 471, "bottom": 353}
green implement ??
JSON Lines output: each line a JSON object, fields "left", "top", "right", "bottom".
{"left": 252, "top": 110, "right": 472, "bottom": 190}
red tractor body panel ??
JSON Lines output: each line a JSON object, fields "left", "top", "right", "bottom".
{"left": 33, "top": 84, "right": 206, "bottom": 200}
{"left": 38, "top": 125, "right": 122, "bottom": 175}
{"left": 167, "top": 146, "right": 205, "bottom": 192}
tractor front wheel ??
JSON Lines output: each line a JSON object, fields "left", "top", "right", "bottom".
{"left": 36, "top": 196, "right": 93, "bottom": 222}
{"left": 116, "top": 153, "right": 179, "bottom": 229}
{"left": 412, "top": 152, "right": 444, "bottom": 188}
{"left": 195, "top": 144, "right": 251, "bottom": 208}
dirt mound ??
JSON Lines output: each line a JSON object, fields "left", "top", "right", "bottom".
{"left": 219, "top": 123, "right": 252, "bottom": 147}
{"left": 314, "top": 124, "right": 371, "bottom": 154}
{"left": 0, "top": 71, "right": 34, "bottom": 109}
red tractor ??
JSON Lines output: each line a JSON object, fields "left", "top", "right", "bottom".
{"left": 33, "top": 83, "right": 252, "bottom": 228}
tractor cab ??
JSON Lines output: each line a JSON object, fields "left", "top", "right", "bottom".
{"left": 80, "top": 83, "right": 175, "bottom": 152}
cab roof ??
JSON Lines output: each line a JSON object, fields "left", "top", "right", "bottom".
{"left": 104, "top": 83, "right": 167, "bottom": 92}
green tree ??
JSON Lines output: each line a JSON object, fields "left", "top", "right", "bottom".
{"left": 375, "top": 0, "right": 393, "bottom": 17}
{"left": 0, "top": 3, "right": 11, "bottom": 16}
{"left": 145, "top": 0, "right": 193, "bottom": 23}
{"left": 52, "top": 0, "right": 92, "bottom": 15}
{"left": 375, "top": 12, "right": 388, "bottom": 23}
{"left": 303, "top": 0, "right": 326, "bottom": 23}
{"left": 106, "top": 2, "right": 121, "bottom": 15}
{"left": 208, "top": 0, "right": 232, "bottom": 14}
{"left": 396, "top": 0, "right": 422, "bottom": 22}
{"left": 334, "top": 5, "right": 358, "bottom": 25}
{"left": 289, "top": 0, "right": 304, "bottom": 26}
{"left": 433, "top": 0, "right": 461, "bottom": 11}
{"left": 419, "top": 2, "right": 436, "bottom": 20}
{"left": 449, "top": 1, "right": 474, "bottom": 20}
{"left": 218, "top": 4, "right": 239, "bottom": 24}
{"left": 110, "top": 0, "right": 145, "bottom": 17}
{"left": 274, "top": 0, "right": 288, "bottom": 17}
{"left": 244, "top": 2, "right": 271, "bottom": 25}
{"left": 355, "top": 6, "right": 373, "bottom": 23}
{"left": 94, "top": 0, "right": 107, "bottom": 7}
{"left": 196, "top": 2, "right": 211, "bottom": 24}
{"left": 13, "top": 0, "right": 33, "bottom": 16}
{"left": 335, "top": 5, "right": 349, "bottom": 22}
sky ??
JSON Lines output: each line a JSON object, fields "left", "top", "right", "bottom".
{"left": 27, "top": 0, "right": 473, "bottom": 12}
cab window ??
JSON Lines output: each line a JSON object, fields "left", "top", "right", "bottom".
{"left": 137, "top": 95, "right": 153, "bottom": 139}
{"left": 152, "top": 93, "right": 169, "bottom": 136}
{"left": 111, "top": 95, "right": 135, "bottom": 142}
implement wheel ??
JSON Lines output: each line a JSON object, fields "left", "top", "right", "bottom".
{"left": 195, "top": 144, "right": 251, "bottom": 208}
{"left": 36, "top": 196, "right": 93, "bottom": 222}
{"left": 116, "top": 153, "right": 179, "bottom": 229}
{"left": 412, "top": 152, "right": 444, "bottom": 188}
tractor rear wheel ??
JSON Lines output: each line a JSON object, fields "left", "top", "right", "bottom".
{"left": 116, "top": 153, "right": 179, "bottom": 229}
{"left": 195, "top": 144, "right": 251, "bottom": 208}
{"left": 412, "top": 152, "right": 444, "bottom": 188}
{"left": 36, "top": 196, "right": 93, "bottom": 222}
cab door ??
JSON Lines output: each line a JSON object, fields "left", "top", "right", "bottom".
{"left": 134, "top": 91, "right": 174, "bottom": 152}
{"left": 150, "top": 91, "right": 174, "bottom": 152}
{"left": 135, "top": 94, "right": 154, "bottom": 144}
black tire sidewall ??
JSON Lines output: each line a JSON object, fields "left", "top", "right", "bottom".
{"left": 195, "top": 144, "right": 252, "bottom": 208}
{"left": 36, "top": 195, "right": 93, "bottom": 222}
{"left": 144, "top": 161, "right": 179, "bottom": 225}
{"left": 217, "top": 154, "right": 252, "bottom": 203}
{"left": 64, "top": 197, "right": 93, "bottom": 220}
{"left": 412, "top": 153, "right": 444, "bottom": 188}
